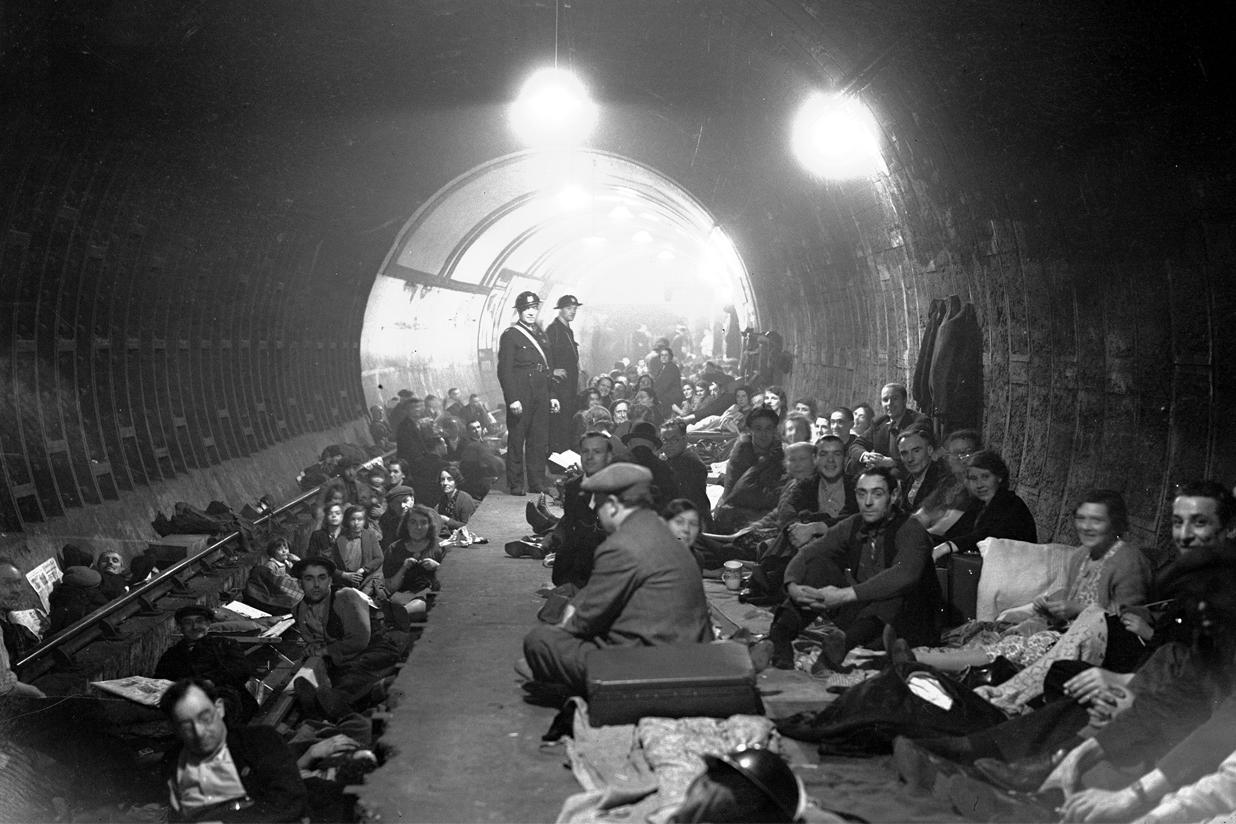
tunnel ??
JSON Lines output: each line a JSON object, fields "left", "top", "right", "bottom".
{"left": 1, "top": 1, "right": 1233, "bottom": 605}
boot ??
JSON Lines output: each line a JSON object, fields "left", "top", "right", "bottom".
{"left": 973, "top": 749, "right": 1066, "bottom": 794}
{"left": 767, "top": 615, "right": 798, "bottom": 670}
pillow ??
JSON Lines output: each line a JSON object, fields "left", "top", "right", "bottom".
{"left": 975, "top": 538, "right": 1084, "bottom": 622}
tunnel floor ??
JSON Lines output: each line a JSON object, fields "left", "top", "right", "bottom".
{"left": 355, "top": 491, "right": 964, "bottom": 823}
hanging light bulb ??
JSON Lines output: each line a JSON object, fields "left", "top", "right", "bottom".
{"left": 510, "top": 67, "right": 599, "bottom": 148}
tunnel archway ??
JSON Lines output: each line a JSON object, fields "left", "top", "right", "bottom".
{"left": 360, "top": 149, "right": 759, "bottom": 407}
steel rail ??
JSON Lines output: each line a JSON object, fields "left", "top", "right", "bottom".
{"left": 16, "top": 452, "right": 391, "bottom": 672}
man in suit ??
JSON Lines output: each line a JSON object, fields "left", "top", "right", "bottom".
{"left": 897, "top": 426, "right": 947, "bottom": 512}
{"left": 863, "top": 382, "right": 932, "bottom": 472}
{"left": 520, "top": 463, "right": 712, "bottom": 694}
{"left": 660, "top": 419, "right": 711, "bottom": 529}
{"left": 497, "top": 291, "right": 558, "bottom": 495}
{"left": 160, "top": 678, "right": 308, "bottom": 822}
{"left": 548, "top": 431, "right": 613, "bottom": 589}
{"left": 154, "top": 605, "right": 258, "bottom": 723}
{"left": 547, "top": 294, "right": 582, "bottom": 453}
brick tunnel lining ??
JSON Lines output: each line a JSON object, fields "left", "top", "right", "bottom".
{"left": 0, "top": 0, "right": 1233, "bottom": 567}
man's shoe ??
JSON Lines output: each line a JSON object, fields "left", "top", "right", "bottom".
{"left": 973, "top": 749, "right": 1065, "bottom": 794}
{"left": 749, "top": 639, "right": 775, "bottom": 672}
{"left": 818, "top": 624, "right": 849, "bottom": 671}
{"left": 893, "top": 736, "right": 964, "bottom": 794}
{"left": 525, "top": 501, "right": 555, "bottom": 532}
{"left": 947, "top": 773, "right": 1058, "bottom": 823}
{"left": 768, "top": 636, "right": 796, "bottom": 670}
{"left": 913, "top": 735, "right": 980, "bottom": 765}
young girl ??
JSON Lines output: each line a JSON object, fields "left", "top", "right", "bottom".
{"left": 383, "top": 505, "right": 447, "bottom": 625}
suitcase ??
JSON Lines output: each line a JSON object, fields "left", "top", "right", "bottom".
{"left": 585, "top": 641, "right": 763, "bottom": 726}
{"left": 936, "top": 552, "right": 982, "bottom": 624}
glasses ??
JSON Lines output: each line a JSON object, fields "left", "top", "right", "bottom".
{"left": 949, "top": 450, "right": 973, "bottom": 460}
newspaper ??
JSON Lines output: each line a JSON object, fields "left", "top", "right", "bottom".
{"left": 7, "top": 608, "right": 47, "bottom": 639}
{"left": 259, "top": 617, "right": 296, "bottom": 638}
{"left": 91, "top": 676, "right": 175, "bottom": 706}
{"left": 26, "top": 557, "right": 62, "bottom": 611}
{"left": 548, "top": 450, "right": 580, "bottom": 470}
{"left": 220, "top": 601, "right": 270, "bottom": 620}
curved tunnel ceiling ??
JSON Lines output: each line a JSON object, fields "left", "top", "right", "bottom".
{"left": 0, "top": 0, "right": 1232, "bottom": 558}
{"left": 361, "top": 149, "right": 757, "bottom": 402}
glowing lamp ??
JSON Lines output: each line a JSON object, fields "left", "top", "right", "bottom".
{"left": 510, "top": 67, "right": 599, "bottom": 148}
{"left": 791, "top": 92, "right": 885, "bottom": 179}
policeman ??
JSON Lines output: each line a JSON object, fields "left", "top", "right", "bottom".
{"left": 547, "top": 294, "right": 582, "bottom": 453}
{"left": 497, "top": 291, "right": 558, "bottom": 495}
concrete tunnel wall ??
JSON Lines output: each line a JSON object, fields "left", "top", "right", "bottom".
{"left": 0, "top": 0, "right": 1232, "bottom": 570}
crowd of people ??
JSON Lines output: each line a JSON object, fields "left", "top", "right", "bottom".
{"left": 6, "top": 289, "right": 1236, "bottom": 822}
{"left": 492, "top": 291, "right": 1236, "bottom": 823}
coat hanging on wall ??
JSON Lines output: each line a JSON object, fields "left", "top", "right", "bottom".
{"left": 912, "top": 297, "right": 948, "bottom": 414}
{"left": 929, "top": 297, "right": 984, "bottom": 434}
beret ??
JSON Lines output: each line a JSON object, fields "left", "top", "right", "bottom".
{"left": 62, "top": 566, "right": 101, "bottom": 588}
{"left": 174, "top": 604, "right": 215, "bottom": 623}
{"left": 580, "top": 462, "right": 653, "bottom": 494}
{"left": 385, "top": 485, "right": 415, "bottom": 503}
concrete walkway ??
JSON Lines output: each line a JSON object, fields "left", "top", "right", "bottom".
{"left": 356, "top": 491, "right": 578, "bottom": 823}
{"left": 355, "top": 491, "right": 963, "bottom": 823}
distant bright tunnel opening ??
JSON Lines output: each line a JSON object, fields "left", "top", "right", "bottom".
{"left": 360, "top": 150, "right": 757, "bottom": 407}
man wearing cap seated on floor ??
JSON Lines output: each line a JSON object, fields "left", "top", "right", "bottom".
{"left": 160, "top": 677, "right": 309, "bottom": 822}
{"left": 155, "top": 605, "right": 259, "bottom": 724}
{"left": 520, "top": 463, "right": 712, "bottom": 694}
{"left": 291, "top": 557, "right": 406, "bottom": 703}
{"left": 756, "top": 466, "right": 939, "bottom": 672}
{"left": 377, "top": 484, "right": 415, "bottom": 549}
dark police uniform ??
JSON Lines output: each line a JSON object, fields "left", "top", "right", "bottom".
{"left": 546, "top": 296, "right": 581, "bottom": 453}
{"left": 497, "top": 292, "right": 552, "bottom": 494}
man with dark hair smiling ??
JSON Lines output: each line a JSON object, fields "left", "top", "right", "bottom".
{"left": 757, "top": 466, "right": 939, "bottom": 671}
{"left": 863, "top": 382, "right": 931, "bottom": 471}
{"left": 897, "top": 426, "right": 946, "bottom": 511}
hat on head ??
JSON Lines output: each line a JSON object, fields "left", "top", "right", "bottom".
{"left": 621, "top": 421, "right": 663, "bottom": 449}
{"left": 385, "top": 484, "right": 414, "bottom": 503}
{"left": 514, "top": 291, "right": 541, "bottom": 311}
{"left": 653, "top": 337, "right": 671, "bottom": 351}
{"left": 291, "top": 556, "right": 337, "bottom": 578}
{"left": 62, "top": 566, "right": 101, "bottom": 588}
{"left": 174, "top": 604, "right": 215, "bottom": 624}
{"left": 554, "top": 294, "right": 582, "bottom": 309}
{"left": 580, "top": 462, "right": 653, "bottom": 496}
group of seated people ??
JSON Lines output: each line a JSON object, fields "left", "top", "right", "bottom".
{"left": 507, "top": 368, "right": 1236, "bottom": 823}
{"left": 0, "top": 430, "right": 490, "bottom": 821}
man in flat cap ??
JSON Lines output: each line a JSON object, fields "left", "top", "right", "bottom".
{"left": 497, "top": 291, "right": 557, "bottom": 495}
{"left": 155, "top": 604, "right": 258, "bottom": 722}
{"left": 520, "top": 463, "right": 712, "bottom": 694}
{"left": 378, "top": 484, "right": 415, "bottom": 549}
{"left": 547, "top": 294, "right": 583, "bottom": 453}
